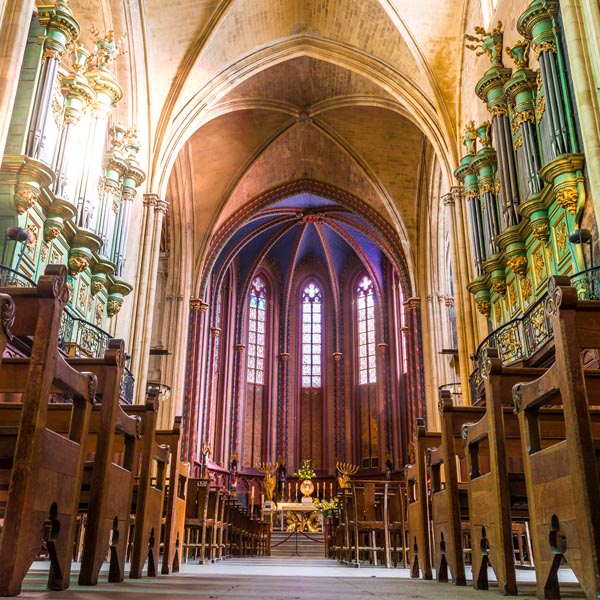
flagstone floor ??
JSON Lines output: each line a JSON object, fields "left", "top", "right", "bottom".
{"left": 19, "top": 558, "right": 581, "bottom": 600}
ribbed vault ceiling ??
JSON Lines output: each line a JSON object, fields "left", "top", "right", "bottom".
{"left": 68, "top": 0, "right": 470, "bottom": 291}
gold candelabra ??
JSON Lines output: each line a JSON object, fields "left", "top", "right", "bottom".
{"left": 255, "top": 461, "right": 278, "bottom": 502}
{"left": 336, "top": 461, "right": 359, "bottom": 489}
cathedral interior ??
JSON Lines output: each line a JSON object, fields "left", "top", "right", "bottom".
{"left": 1, "top": 0, "right": 600, "bottom": 596}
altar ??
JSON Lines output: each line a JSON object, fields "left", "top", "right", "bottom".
{"left": 265, "top": 501, "right": 322, "bottom": 532}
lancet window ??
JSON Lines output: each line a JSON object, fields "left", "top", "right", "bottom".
{"left": 301, "top": 283, "right": 322, "bottom": 388}
{"left": 356, "top": 275, "right": 377, "bottom": 384}
{"left": 247, "top": 276, "right": 267, "bottom": 385}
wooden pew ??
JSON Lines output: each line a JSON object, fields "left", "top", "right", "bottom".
{"left": 155, "top": 417, "right": 189, "bottom": 574}
{"left": 405, "top": 419, "right": 441, "bottom": 580}
{"left": 42, "top": 338, "right": 142, "bottom": 585}
{"left": 428, "top": 390, "right": 484, "bottom": 585}
{"left": 463, "top": 349, "right": 546, "bottom": 594}
{"left": 0, "top": 265, "right": 96, "bottom": 595}
{"left": 513, "top": 276, "right": 600, "bottom": 600}
{"left": 126, "top": 389, "right": 170, "bottom": 579}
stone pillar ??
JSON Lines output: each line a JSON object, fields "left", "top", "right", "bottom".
{"left": 332, "top": 351, "right": 344, "bottom": 462}
{"left": 277, "top": 352, "right": 290, "bottom": 464}
{"left": 182, "top": 299, "right": 208, "bottom": 462}
{"left": 201, "top": 326, "right": 221, "bottom": 453}
{"left": 231, "top": 343, "right": 246, "bottom": 459}
{"left": 130, "top": 194, "right": 168, "bottom": 405}
{"left": 0, "top": 0, "right": 36, "bottom": 158}
{"left": 443, "top": 189, "right": 478, "bottom": 397}
{"left": 376, "top": 343, "right": 391, "bottom": 458}
{"left": 404, "top": 297, "right": 426, "bottom": 427}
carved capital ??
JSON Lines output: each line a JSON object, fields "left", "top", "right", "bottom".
{"left": 332, "top": 351, "right": 343, "bottom": 362}
{"left": 143, "top": 193, "right": 159, "bottom": 207}
{"left": 190, "top": 298, "right": 209, "bottom": 313}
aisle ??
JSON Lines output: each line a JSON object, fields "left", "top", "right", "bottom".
{"left": 20, "top": 559, "right": 581, "bottom": 600}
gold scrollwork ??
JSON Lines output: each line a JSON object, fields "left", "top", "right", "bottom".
{"left": 534, "top": 250, "right": 545, "bottom": 280}
{"left": 521, "top": 276, "right": 533, "bottom": 301}
{"left": 14, "top": 189, "right": 39, "bottom": 214}
{"left": 535, "top": 95, "right": 546, "bottom": 122}
{"left": 532, "top": 223, "right": 550, "bottom": 242}
{"left": 480, "top": 182, "right": 496, "bottom": 196}
{"left": 533, "top": 39, "right": 557, "bottom": 58}
{"left": 492, "top": 280, "right": 506, "bottom": 296}
{"left": 514, "top": 135, "right": 523, "bottom": 150}
{"left": 68, "top": 255, "right": 89, "bottom": 276}
{"left": 489, "top": 103, "right": 508, "bottom": 118}
{"left": 507, "top": 255, "right": 528, "bottom": 277}
{"left": 514, "top": 109, "right": 535, "bottom": 126}
{"left": 476, "top": 300, "right": 491, "bottom": 318}
{"left": 107, "top": 299, "right": 123, "bottom": 317}
{"left": 555, "top": 186, "right": 578, "bottom": 215}
{"left": 555, "top": 221, "right": 568, "bottom": 255}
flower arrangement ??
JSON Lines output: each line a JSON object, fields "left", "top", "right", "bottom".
{"left": 293, "top": 458, "right": 316, "bottom": 480}
{"left": 313, "top": 496, "right": 341, "bottom": 518}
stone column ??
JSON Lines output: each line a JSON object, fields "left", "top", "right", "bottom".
{"left": 0, "top": 0, "right": 36, "bottom": 158}
{"left": 376, "top": 343, "right": 391, "bottom": 458}
{"left": 443, "top": 189, "right": 478, "bottom": 395}
{"left": 404, "top": 297, "right": 426, "bottom": 427}
{"left": 201, "top": 326, "right": 221, "bottom": 453}
{"left": 231, "top": 343, "right": 246, "bottom": 459}
{"left": 332, "top": 351, "right": 344, "bottom": 462}
{"left": 277, "top": 352, "right": 290, "bottom": 464}
{"left": 182, "top": 299, "right": 208, "bottom": 462}
{"left": 135, "top": 197, "right": 168, "bottom": 405}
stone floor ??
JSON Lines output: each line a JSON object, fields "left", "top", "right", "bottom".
{"left": 18, "top": 558, "right": 582, "bottom": 599}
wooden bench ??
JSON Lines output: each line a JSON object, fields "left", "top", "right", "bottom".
{"left": 463, "top": 349, "right": 546, "bottom": 594}
{"left": 45, "top": 338, "right": 141, "bottom": 585}
{"left": 513, "top": 276, "right": 600, "bottom": 600}
{"left": 125, "top": 389, "right": 170, "bottom": 579}
{"left": 428, "top": 390, "right": 484, "bottom": 585}
{"left": 0, "top": 265, "right": 96, "bottom": 595}
{"left": 155, "top": 417, "right": 189, "bottom": 574}
{"left": 405, "top": 419, "right": 441, "bottom": 579}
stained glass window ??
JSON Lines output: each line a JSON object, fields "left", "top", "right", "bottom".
{"left": 302, "top": 283, "right": 322, "bottom": 387}
{"left": 248, "top": 276, "right": 267, "bottom": 384}
{"left": 357, "top": 275, "right": 376, "bottom": 384}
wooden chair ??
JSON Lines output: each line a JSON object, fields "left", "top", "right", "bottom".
{"left": 513, "top": 276, "right": 600, "bottom": 600}
{"left": 405, "top": 419, "right": 441, "bottom": 579}
{"left": 463, "top": 349, "right": 545, "bottom": 594}
{"left": 183, "top": 478, "right": 213, "bottom": 562}
{"left": 126, "top": 389, "right": 169, "bottom": 578}
{"left": 0, "top": 265, "right": 96, "bottom": 595}
{"left": 349, "top": 480, "right": 388, "bottom": 567}
{"left": 385, "top": 480, "right": 408, "bottom": 568}
{"left": 155, "top": 417, "right": 189, "bottom": 574}
{"left": 428, "top": 390, "right": 484, "bottom": 585}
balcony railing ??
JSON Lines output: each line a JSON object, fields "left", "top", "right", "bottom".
{"left": 0, "top": 264, "right": 134, "bottom": 403}
{"left": 469, "top": 266, "right": 600, "bottom": 400}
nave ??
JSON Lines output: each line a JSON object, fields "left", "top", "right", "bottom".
{"left": 20, "top": 558, "right": 579, "bottom": 600}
